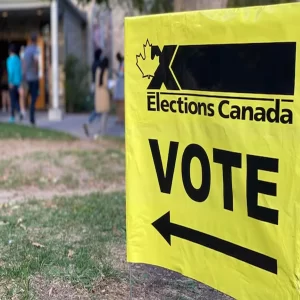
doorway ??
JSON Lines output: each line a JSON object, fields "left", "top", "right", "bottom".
{"left": 0, "top": 40, "right": 27, "bottom": 111}
{"left": 0, "top": 38, "right": 46, "bottom": 111}
{"left": 0, "top": 40, "right": 27, "bottom": 62}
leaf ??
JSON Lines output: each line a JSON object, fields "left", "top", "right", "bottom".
{"left": 68, "top": 249, "right": 74, "bottom": 258}
{"left": 20, "top": 224, "right": 27, "bottom": 231}
{"left": 112, "top": 225, "right": 121, "bottom": 236}
{"left": 136, "top": 39, "right": 159, "bottom": 79}
{"left": 32, "top": 242, "right": 45, "bottom": 248}
{"left": 17, "top": 218, "right": 23, "bottom": 225}
{"left": 44, "top": 201, "right": 58, "bottom": 209}
{"left": 0, "top": 221, "right": 8, "bottom": 226}
{"left": 48, "top": 287, "right": 53, "bottom": 296}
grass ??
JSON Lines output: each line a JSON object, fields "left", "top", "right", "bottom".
{"left": 0, "top": 123, "right": 75, "bottom": 140}
{"left": 0, "top": 191, "right": 221, "bottom": 300}
{"left": 0, "top": 148, "right": 125, "bottom": 189}
{"left": 0, "top": 136, "right": 230, "bottom": 299}
{"left": 72, "top": 148, "right": 125, "bottom": 181}
{"left": 0, "top": 192, "right": 125, "bottom": 298}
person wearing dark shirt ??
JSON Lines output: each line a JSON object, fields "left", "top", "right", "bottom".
{"left": 113, "top": 52, "right": 124, "bottom": 124}
{"left": 92, "top": 48, "right": 102, "bottom": 84}
{"left": 83, "top": 48, "right": 102, "bottom": 137}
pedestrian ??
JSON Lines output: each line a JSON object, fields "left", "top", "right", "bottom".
{"left": 6, "top": 44, "right": 22, "bottom": 123}
{"left": 94, "top": 57, "right": 110, "bottom": 139}
{"left": 1, "top": 61, "right": 10, "bottom": 113}
{"left": 83, "top": 48, "right": 103, "bottom": 137}
{"left": 24, "top": 33, "right": 40, "bottom": 126}
{"left": 19, "top": 46, "right": 27, "bottom": 118}
{"left": 113, "top": 52, "right": 124, "bottom": 124}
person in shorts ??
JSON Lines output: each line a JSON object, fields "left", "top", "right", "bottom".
{"left": 24, "top": 33, "right": 39, "bottom": 126}
{"left": 19, "top": 46, "right": 27, "bottom": 119}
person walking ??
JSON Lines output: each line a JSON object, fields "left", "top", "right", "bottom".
{"left": 24, "top": 33, "right": 40, "bottom": 126}
{"left": 94, "top": 57, "right": 110, "bottom": 139}
{"left": 83, "top": 48, "right": 102, "bottom": 137}
{"left": 6, "top": 44, "right": 22, "bottom": 123}
{"left": 113, "top": 52, "right": 124, "bottom": 124}
{"left": 19, "top": 46, "right": 27, "bottom": 118}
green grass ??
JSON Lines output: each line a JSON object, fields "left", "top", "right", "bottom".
{"left": 0, "top": 123, "right": 76, "bottom": 140}
{"left": 0, "top": 192, "right": 125, "bottom": 298}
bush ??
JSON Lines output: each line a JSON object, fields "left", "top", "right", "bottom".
{"left": 65, "top": 55, "right": 92, "bottom": 113}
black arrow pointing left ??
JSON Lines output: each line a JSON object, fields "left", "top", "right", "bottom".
{"left": 152, "top": 211, "right": 277, "bottom": 274}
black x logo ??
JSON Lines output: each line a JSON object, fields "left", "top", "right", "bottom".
{"left": 148, "top": 45, "right": 179, "bottom": 90}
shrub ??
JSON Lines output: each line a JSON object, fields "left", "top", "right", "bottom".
{"left": 65, "top": 55, "right": 92, "bottom": 113}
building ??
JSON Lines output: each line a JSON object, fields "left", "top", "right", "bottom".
{"left": 0, "top": 0, "right": 88, "bottom": 119}
{"left": 0, "top": 0, "right": 231, "bottom": 120}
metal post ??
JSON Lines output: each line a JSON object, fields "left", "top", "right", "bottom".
{"left": 49, "top": 0, "right": 63, "bottom": 120}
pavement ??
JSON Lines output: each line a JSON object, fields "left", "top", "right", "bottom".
{"left": 0, "top": 111, "right": 125, "bottom": 139}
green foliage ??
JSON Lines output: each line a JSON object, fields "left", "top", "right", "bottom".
{"left": 228, "top": 0, "right": 296, "bottom": 7}
{"left": 64, "top": 55, "right": 91, "bottom": 113}
{"left": 133, "top": 0, "right": 145, "bottom": 11}
{"left": 147, "top": 0, "right": 173, "bottom": 13}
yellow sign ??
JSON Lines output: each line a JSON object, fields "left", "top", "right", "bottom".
{"left": 125, "top": 3, "right": 300, "bottom": 299}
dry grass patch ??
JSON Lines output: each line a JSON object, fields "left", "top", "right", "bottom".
{"left": 0, "top": 139, "right": 125, "bottom": 193}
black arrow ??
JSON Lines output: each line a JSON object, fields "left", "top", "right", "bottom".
{"left": 152, "top": 212, "right": 277, "bottom": 274}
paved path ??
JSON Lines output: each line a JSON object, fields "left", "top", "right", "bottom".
{"left": 0, "top": 112, "right": 125, "bottom": 139}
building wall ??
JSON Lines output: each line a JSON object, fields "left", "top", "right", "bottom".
{"left": 89, "top": 3, "right": 113, "bottom": 66}
{"left": 86, "top": 1, "right": 138, "bottom": 77}
{"left": 82, "top": 0, "right": 94, "bottom": 67}
{"left": 111, "top": 4, "right": 125, "bottom": 59}
{"left": 63, "top": 7, "right": 86, "bottom": 65}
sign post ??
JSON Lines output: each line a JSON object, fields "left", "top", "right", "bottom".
{"left": 126, "top": 3, "right": 300, "bottom": 299}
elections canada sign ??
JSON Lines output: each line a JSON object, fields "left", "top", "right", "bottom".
{"left": 135, "top": 39, "right": 293, "bottom": 273}
{"left": 136, "top": 39, "right": 295, "bottom": 125}
{"left": 126, "top": 4, "right": 300, "bottom": 300}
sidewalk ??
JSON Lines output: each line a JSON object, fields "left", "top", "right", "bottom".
{"left": 0, "top": 112, "right": 125, "bottom": 139}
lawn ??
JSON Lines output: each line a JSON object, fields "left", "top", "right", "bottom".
{"left": 0, "top": 192, "right": 125, "bottom": 299}
{"left": 0, "top": 123, "right": 75, "bottom": 141}
{"left": 0, "top": 126, "right": 230, "bottom": 299}
{"left": 0, "top": 192, "right": 230, "bottom": 300}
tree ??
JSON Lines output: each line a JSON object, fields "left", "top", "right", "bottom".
{"left": 228, "top": 0, "right": 296, "bottom": 7}
{"left": 77, "top": 0, "right": 173, "bottom": 14}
